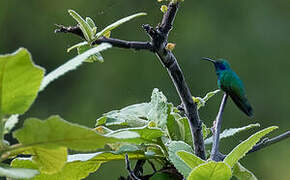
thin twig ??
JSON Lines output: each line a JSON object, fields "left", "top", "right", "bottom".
{"left": 93, "top": 37, "right": 153, "bottom": 51}
{"left": 211, "top": 93, "right": 228, "bottom": 161}
{"left": 215, "top": 131, "right": 290, "bottom": 161}
{"left": 54, "top": 25, "right": 153, "bottom": 51}
{"left": 54, "top": 24, "right": 84, "bottom": 38}
{"left": 125, "top": 154, "right": 141, "bottom": 180}
{"left": 247, "top": 131, "right": 290, "bottom": 154}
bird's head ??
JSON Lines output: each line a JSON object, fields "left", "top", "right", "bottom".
{"left": 202, "top": 58, "right": 231, "bottom": 73}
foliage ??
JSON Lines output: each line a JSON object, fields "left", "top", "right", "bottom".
{"left": 0, "top": 3, "right": 286, "bottom": 180}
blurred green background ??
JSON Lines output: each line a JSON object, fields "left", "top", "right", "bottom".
{"left": 1, "top": 0, "right": 290, "bottom": 179}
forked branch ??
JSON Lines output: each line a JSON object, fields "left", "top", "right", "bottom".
{"left": 55, "top": 1, "right": 206, "bottom": 159}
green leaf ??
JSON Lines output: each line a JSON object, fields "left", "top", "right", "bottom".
{"left": 176, "top": 151, "right": 205, "bottom": 169}
{"left": 96, "top": 88, "right": 169, "bottom": 129}
{"left": 12, "top": 151, "right": 146, "bottom": 180}
{"left": 168, "top": 141, "right": 194, "bottom": 177}
{"left": 86, "top": 17, "right": 96, "bottom": 29}
{"left": 96, "top": 12, "right": 147, "bottom": 39}
{"left": 4, "top": 114, "right": 19, "bottom": 134}
{"left": 0, "top": 48, "right": 44, "bottom": 115}
{"left": 177, "top": 117, "right": 193, "bottom": 147}
{"left": 188, "top": 161, "right": 232, "bottom": 180}
{"left": 68, "top": 10, "right": 94, "bottom": 41}
{"left": 148, "top": 88, "right": 168, "bottom": 129}
{"left": 224, "top": 126, "right": 278, "bottom": 168}
{"left": 96, "top": 103, "right": 150, "bottom": 127}
{"left": 107, "top": 125, "right": 164, "bottom": 142}
{"left": 11, "top": 157, "right": 101, "bottom": 180}
{"left": 13, "top": 116, "right": 118, "bottom": 151}
{"left": 39, "top": 43, "right": 111, "bottom": 91}
{"left": 193, "top": 89, "right": 220, "bottom": 109}
{"left": 23, "top": 147, "right": 67, "bottom": 174}
{"left": 233, "top": 162, "right": 257, "bottom": 180}
{"left": 205, "top": 123, "right": 260, "bottom": 145}
{"left": 67, "top": 41, "right": 88, "bottom": 53}
{"left": 77, "top": 44, "right": 104, "bottom": 63}
{"left": 0, "top": 166, "right": 38, "bottom": 179}
{"left": 166, "top": 112, "right": 182, "bottom": 141}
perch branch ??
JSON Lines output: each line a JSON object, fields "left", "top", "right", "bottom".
{"left": 247, "top": 131, "right": 290, "bottom": 154}
{"left": 211, "top": 93, "right": 228, "bottom": 161}
{"left": 54, "top": 1, "right": 206, "bottom": 159}
{"left": 215, "top": 131, "right": 290, "bottom": 161}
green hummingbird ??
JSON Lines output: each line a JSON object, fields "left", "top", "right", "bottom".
{"left": 203, "top": 58, "right": 254, "bottom": 117}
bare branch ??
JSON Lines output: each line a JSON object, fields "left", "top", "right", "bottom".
{"left": 247, "top": 131, "right": 290, "bottom": 154}
{"left": 211, "top": 93, "right": 228, "bottom": 161}
{"left": 216, "top": 131, "right": 290, "bottom": 161}
{"left": 93, "top": 37, "right": 153, "bottom": 51}
{"left": 54, "top": 25, "right": 153, "bottom": 51}
{"left": 54, "top": 24, "right": 84, "bottom": 39}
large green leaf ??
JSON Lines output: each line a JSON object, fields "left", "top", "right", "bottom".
{"left": 0, "top": 166, "right": 39, "bottom": 179}
{"left": 11, "top": 157, "right": 100, "bottom": 180}
{"left": 168, "top": 141, "right": 194, "bottom": 177}
{"left": 187, "top": 161, "right": 232, "bottom": 180}
{"left": 95, "top": 12, "right": 147, "bottom": 39}
{"left": 205, "top": 123, "right": 260, "bottom": 145}
{"left": 0, "top": 48, "right": 44, "bottom": 115}
{"left": 12, "top": 151, "right": 146, "bottom": 180}
{"left": 96, "top": 88, "right": 169, "bottom": 129}
{"left": 233, "top": 162, "right": 257, "bottom": 180}
{"left": 25, "top": 147, "right": 67, "bottom": 174}
{"left": 176, "top": 151, "right": 205, "bottom": 169}
{"left": 224, "top": 126, "right": 278, "bottom": 167}
{"left": 39, "top": 43, "right": 111, "bottom": 91}
{"left": 96, "top": 103, "right": 150, "bottom": 127}
{"left": 13, "top": 116, "right": 135, "bottom": 151}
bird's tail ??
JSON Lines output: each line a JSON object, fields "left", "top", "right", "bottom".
{"left": 230, "top": 93, "right": 254, "bottom": 117}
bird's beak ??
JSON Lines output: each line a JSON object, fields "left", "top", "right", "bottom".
{"left": 202, "top": 57, "right": 216, "bottom": 64}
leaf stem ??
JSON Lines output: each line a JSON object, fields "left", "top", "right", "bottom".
{"left": 211, "top": 93, "right": 228, "bottom": 161}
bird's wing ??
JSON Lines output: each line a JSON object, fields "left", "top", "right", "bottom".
{"left": 221, "top": 71, "right": 254, "bottom": 117}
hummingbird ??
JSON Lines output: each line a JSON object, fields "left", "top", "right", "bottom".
{"left": 202, "top": 58, "right": 254, "bottom": 117}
